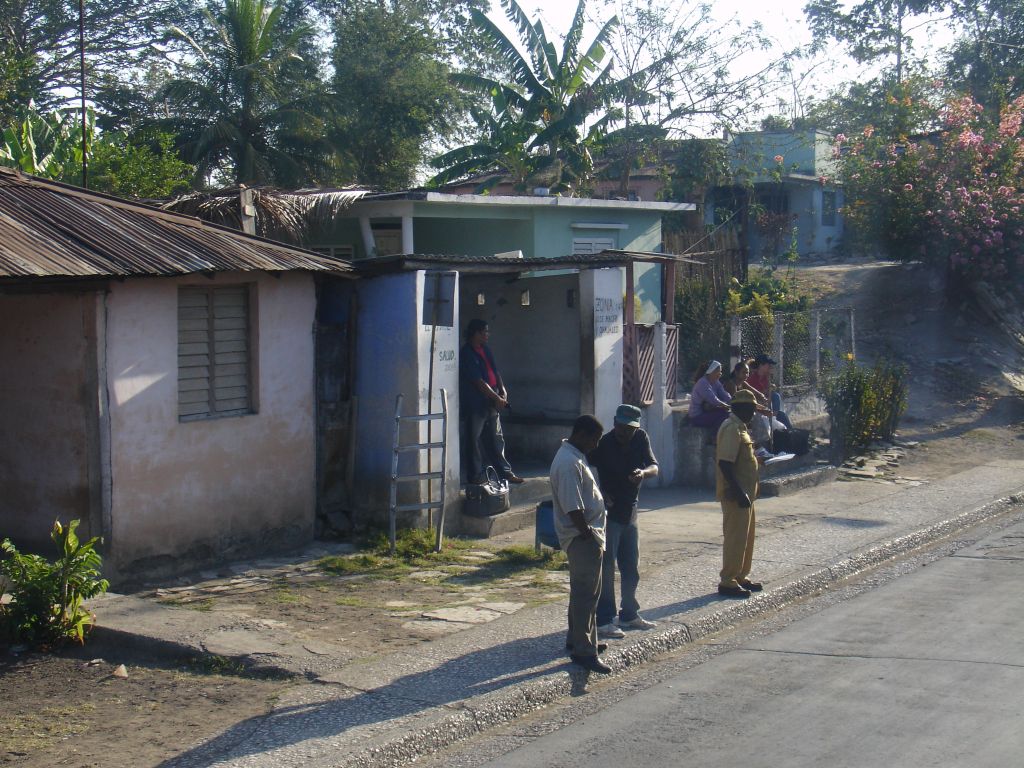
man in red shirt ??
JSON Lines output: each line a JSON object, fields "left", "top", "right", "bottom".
{"left": 749, "top": 353, "right": 793, "bottom": 430}
{"left": 460, "top": 319, "right": 524, "bottom": 485}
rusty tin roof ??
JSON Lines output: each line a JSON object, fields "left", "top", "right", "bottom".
{"left": 0, "top": 168, "right": 354, "bottom": 280}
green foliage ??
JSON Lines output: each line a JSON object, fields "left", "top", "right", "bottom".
{"left": 942, "top": 0, "right": 1024, "bottom": 116}
{"left": 804, "top": 0, "right": 940, "bottom": 83}
{"left": 88, "top": 132, "right": 196, "bottom": 198}
{"left": 431, "top": 0, "right": 627, "bottom": 194}
{"left": 0, "top": 107, "right": 89, "bottom": 178}
{"left": 316, "top": 528, "right": 566, "bottom": 585}
{"left": 676, "top": 267, "right": 810, "bottom": 384}
{"left": 490, "top": 545, "right": 564, "bottom": 569}
{"left": 835, "top": 91, "right": 1024, "bottom": 281}
{"left": 1, "top": 520, "right": 109, "bottom": 647}
{"left": 0, "top": 108, "right": 194, "bottom": 197}
{"left": 675, "top": 277, "right": 728, "bottom": 381}
{"left": 664, "top": 138, "right": 731, "bottom": 205}
{"left": 158, "top": 0, "right": 333, "bottom": 187}
{"left": 331, "top": 0, "right": 461, "bottom": 189}
{"left": 0, "top": 0, "right": 190, "bottom": 114}
{"left": 725, "top": 267, "right": 809, "bottom": 318}
{"left": 823, "top": 360, "right": 908, "bottom": 459}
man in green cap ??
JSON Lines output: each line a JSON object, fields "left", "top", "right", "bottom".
{"left": 589, "top": 403, "right": 659, "bottom": 637}
{"left": 715, "top": 389, "right": 764, "bottom": 598}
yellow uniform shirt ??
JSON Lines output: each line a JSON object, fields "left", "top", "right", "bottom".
{"left": 715, "top": 413, "right": 759, "bottom": 502}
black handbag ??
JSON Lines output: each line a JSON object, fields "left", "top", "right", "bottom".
{"left": 464, "top": 466, "right": 511, "bottom": 517}
{"left": 774, "top": 428, "right": 810, "bottom": 456}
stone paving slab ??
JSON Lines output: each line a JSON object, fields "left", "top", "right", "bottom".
{"left": 148, "top": 460, "right": 1024, "bottom": 768}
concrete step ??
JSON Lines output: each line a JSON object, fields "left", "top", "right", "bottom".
{"left": 760, "top": 463, "right": 838, "bottom": 497}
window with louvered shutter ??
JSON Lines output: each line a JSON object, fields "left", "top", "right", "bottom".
{"left": 178, "top": 285, "right": 253, "bottom": 420}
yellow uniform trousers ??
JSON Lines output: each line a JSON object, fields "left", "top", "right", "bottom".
{"left": 719, "top": 498, "right": 756, "bottom": 589}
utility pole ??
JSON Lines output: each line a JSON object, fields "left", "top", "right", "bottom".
{"left": 78, "top": 0, "right": 88, "bottom": 188}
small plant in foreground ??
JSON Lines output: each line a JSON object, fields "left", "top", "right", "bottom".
{"left": 1, "top": 520, "right": 109, "bottom": 647}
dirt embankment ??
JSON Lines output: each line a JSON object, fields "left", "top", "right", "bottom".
{"left": 791, "top": 260, "right": 1024, "bottom": 477}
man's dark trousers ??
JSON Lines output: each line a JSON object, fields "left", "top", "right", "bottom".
{"left": 566, "top": 536, "right": 603, "bottom": 655}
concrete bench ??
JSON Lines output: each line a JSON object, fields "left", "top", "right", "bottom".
{"left": 675, "top": 413, "right": 718, "bottom": 489}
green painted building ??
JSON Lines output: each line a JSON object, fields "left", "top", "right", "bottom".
{"left": 310, "top": 190, "right": 693, "bottom": 323}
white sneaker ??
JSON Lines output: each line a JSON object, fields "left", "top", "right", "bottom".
{"left": 620, "top": 615, "right": 657, "bottom": 630}
{"left": 755, "top": 447, "right": 774, "bottom": 459}
{"left": 597, "top": 623, "right": 625, "bottom": 639}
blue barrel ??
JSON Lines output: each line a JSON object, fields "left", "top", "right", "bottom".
{"left": 535, "top": 500, "right": 560, "bottom": 550}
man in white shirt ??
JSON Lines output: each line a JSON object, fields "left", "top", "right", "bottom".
{"left": 549, "top": 414, "right": 611, "bottom": 674}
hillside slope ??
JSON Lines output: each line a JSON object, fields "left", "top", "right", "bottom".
{"left": 791, "top": 260, "right": 1024, "bottom": 478}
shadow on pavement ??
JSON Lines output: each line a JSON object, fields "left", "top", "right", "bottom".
{"left": 158, "top": 629, "right": 575, "bottom": 767}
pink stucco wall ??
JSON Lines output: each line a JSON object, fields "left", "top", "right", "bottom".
{"left": 104, "top": 272, "right": 317, "bottom": 575}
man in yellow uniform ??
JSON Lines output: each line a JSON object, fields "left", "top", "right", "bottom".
{"left": 715, "top": 389, "right": 764, "bottom": 598}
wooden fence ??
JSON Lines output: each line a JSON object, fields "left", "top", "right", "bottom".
{"left": 664, "top": 228, "right": 745, "bottom": 294}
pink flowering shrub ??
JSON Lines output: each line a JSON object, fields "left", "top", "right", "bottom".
{"left": 835, "top": 91, "right": 1024, "bottom": 282}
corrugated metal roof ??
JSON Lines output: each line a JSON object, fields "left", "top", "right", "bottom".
{"left": 353, "top": 250, "right": 705, "bottom": 274}
{"left": 0, "top": 168, "right": 355, "bottom": 279}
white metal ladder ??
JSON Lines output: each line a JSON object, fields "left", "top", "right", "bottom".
{"left": 388, "top": 388, "right": 448, "bottom": 554}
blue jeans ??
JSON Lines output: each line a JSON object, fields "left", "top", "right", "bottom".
{"left": 597, "top": 517, "right": 641, "bottom": 626}
{"left": 771, "top": 391, "right": 793, "bottom": 430}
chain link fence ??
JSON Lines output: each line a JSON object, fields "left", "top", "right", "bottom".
{"left": 733, "top": 307, "right": 856, "bottom": 390}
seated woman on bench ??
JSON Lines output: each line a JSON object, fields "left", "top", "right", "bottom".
{"left": 689, "top": 360, "right": 732, "bottom": 432}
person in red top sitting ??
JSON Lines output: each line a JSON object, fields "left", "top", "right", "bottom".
{"left": 748, "top": 354, "right": 793, "bottom": 430}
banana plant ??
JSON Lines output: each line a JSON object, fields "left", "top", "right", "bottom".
{"left": 0, "top": 107, "right": 94, "bottom": 182}
{"left": 434, "top": 0, "right": 640, "bottom": 194}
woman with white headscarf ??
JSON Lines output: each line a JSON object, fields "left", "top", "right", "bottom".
{"left": 689, "top": 360, "right": 732, "bottom": 431}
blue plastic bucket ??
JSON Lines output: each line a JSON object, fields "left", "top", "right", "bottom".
{"left": 535, "top": 500, "right": 560, "bottom": 550}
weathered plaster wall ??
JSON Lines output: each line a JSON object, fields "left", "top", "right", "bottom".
{"left": 104, "top": 273, "right": 316, "bottom": 576}
{"left": 0, "top": 291, "right": 98, "bottom": 548}
{"left": 352, "top": 271, "right": 461, "bottom": 528}
{"left": 352, "top": 273, "right": 419, "bottom": 521}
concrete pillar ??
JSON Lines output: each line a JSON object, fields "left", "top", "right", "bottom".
{"left": 579, "top": 268, "right": 624, "bottom": 425}
{"left": 359, "top": 217, "right": 375, "bottom": 257}
{"left": 402, "top": 216, "right": 414, "bottom": 255}
{"left": 647, "top": 321, "right": 675, "bottom": 486}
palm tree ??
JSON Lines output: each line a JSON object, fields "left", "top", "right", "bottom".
{"left": 159, "top": 0, "right": 334, "bottom": 187}
{"left": 431, "top": 0, "right": 634, "bottom": 194}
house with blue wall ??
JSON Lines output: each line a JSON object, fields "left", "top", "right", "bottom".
{"left": 706, "top": 129, "right": 844, "bottom": 261}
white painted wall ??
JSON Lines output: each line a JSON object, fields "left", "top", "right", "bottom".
{"left": 0, "top": 291, "right": 98, "bottom": 547}
{"left": 103, "top": 273, "right": 317, "bottom": 575}
{"left": 581, "top": 267, "right": 625, "bottom": 427}
{"left": 415, "top": 272, "right": 461, "bottom": 526}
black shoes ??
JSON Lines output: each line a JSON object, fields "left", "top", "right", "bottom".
{"left": 570, "top": 654, "right": 612, "bottom": 674}
{"left": 565, "top": 642, "right": 608, "bottom": 653}
{"left": 739, "top": 579, "right": 763, "bottom": 592}
{"left": 717, "top": 584, "right": 751, "bottom": 598}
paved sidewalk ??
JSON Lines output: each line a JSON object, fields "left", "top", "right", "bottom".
{"left": 92, "top": 458, "right": 1024, "bottom": 768}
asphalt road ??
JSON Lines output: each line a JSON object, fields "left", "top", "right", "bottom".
{"left": 423, "top": 515, "right": 1024, "bottom": 768}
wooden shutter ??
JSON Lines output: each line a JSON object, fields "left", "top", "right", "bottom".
{"left": 572, "top": 237, "right": 615, "bottom": 255}
{"left": 178, "top": 285, "right": 252, "bottom": 419}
